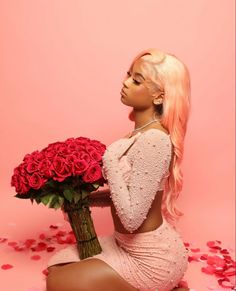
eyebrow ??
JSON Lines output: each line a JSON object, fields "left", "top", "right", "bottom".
{"left": 127, "top": 71, "right": 146, "bottom": 80}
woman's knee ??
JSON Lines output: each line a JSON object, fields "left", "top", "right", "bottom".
{"left": 46, "top": 263, "right": 88, "bottom": 291}
{"left": 46, "top": 270, "right": 58, "bottom": 291}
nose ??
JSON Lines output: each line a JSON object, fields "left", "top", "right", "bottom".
{"left": 122, "top": 78, "right": 128, "bottom": 88}
{"left": 122, "top": 72, "right": 130, "bottom": 88}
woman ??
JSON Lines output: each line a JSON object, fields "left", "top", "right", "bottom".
{"left": 46, "top": 48, "right": 191, "bottom": 291}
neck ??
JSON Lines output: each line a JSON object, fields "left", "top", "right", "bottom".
{"left": 132, "top": 109, "right": 159, "bottom": 129}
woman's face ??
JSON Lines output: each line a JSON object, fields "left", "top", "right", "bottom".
{"left": 121, "top": 58, "right": 153, "bottom": 110}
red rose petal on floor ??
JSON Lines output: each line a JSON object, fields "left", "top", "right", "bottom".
{"left": 202, "top": 265, "right": 215, "bottom": 275}
{"left": 220, "top": 249, "right": 229, "bottom": 254}
{"left": 14, "top": 245, "right": 25, "bottom": 251}
{"left": 65, "top": 234, "right": 76, "bottom": 244}
{"left": 211, "top": 246, "right": 222, "bottom": 250}
{"left": 191, "top": 255, "right": 200, "bottom": 261}
{"left": 190, "top": 248, "right": 201, "bottom": 252}
{"left": 49, "top": 225, "right": 58, "bottom": 229}
{"left": 1, "top": 264, "right": 13, "bottom": 270}
{"left": 218, "top": 277, "right": 234, "bottom": 288}
{"left": 31, "top": 255, "right": 41, "bottom": 260}
{"left": 223, "top": 266, "right": 236, "bottom": 277}
{"left": 176, "top": 280, "right": 189, "bottom": 288}
{"left": 55, "top": 230, "right": 67, "bottom": 237}
{"left": 188, "top": 256, "right": 199, "bottom": 263}
{"left": 8, "top": 241, "right": 18, "bottom": 247}
{"left": 200, "top": 254, "right": 209, "bottom": 260}
{"left": 42, "top": 268, "right": 49, "bottom": 276}
{"left": 207, "top": 255, "right": 226, "bottom": 268}
{"left": 0, "top": 238, "right": 8, "bottom": 243}
{"left": 39, "top": 233, "right": 46, "bottom": 240}
{"left": 46, "top": 246, "right": 55, "bottom": 252}
{"left": 223, "top": 255, "right": 234, "bottom": 264}
{"left": 209, "top": 248, "right": 218, "bottom": 253}
{"left": 207, "top": 241, "right": 216, "bottom": 248}
{"left": 24, "top": 239, "right": 36, "bottom": 248}
{"left": 31, "top": 242, "right": 48, "bottom": 252}
{"left": 184, "top": 242, "right": 190, "bottom": 247}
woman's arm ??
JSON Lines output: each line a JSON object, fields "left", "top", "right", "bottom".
{"left": 102, "top": 130, "right": 172, "bottom": 233}
{"left": 88, "top": 188, "right": 112, "bottom": 208}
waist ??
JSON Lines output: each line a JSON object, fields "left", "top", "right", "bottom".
{"left": 114, "top": 216, "right": 168, "bottom": 238}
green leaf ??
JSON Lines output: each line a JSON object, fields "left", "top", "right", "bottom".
{"left": 58, "top": 196, "right": 64, "bottom": 207}
{"left": 81, "top": 189, "right": 89, "bottom": 200}
{"left": 35, "top": 197, "right": 41, "bottom": 204}
{"left": 48, "top": 195, "right": 58, "bottom": 208}
{"left": 73, "top": 191, "right": 81, "bottom": 204}
{"left": 15, "top": 193, "right": 32, "bottom": 199}
{"left": 63, "top": 189, "right": 73, "bottom": 202}
{"left": 45, "top": 180, "right": 56, "bottom": 188}
{"left": 53, "top": 202, "right": 61, "bottom": 209}
{"left": 91, "top": 183, "right": 100, "bottom": 191}
{"left": 41, "top": 194, "right": 53, "bottom": 206}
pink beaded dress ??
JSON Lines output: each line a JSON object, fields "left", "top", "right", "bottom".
{"left": 47, "top": 129, "right": 189, "bottom": 291}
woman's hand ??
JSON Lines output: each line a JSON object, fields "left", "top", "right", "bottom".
{"left": 89, "top": 188, "right": 110, "bottom": 198}
{"left": 88, "top": 188, "right": 112, "bottom": 208}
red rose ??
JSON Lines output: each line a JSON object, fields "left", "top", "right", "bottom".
{"left": 57, "top": 144, "right": 69, "bottom": 155}
{"left": 51, "top": 156, "right": 72, "bottom": 182}
{"left": 38, "top": 159, "right": 53, "bottom": 178}
{"left": 73, "top": 159, "right": 89, "bottom": 176}
{"left": 90, "top": 140, "right": 106, "bottom": 155}
{"left": 19, "top": 163, "right": 28, "bottom": 176}
{"left": 89, "top": 149, "right": 102, "bottom": 162}
{"left": 83, "top": 163, "right": 102, "bottom": 183}
{"left": 23, "top": 153, "right": 32, "bottom": 163}
{"left": 11, "top": 174, "right": 30, "bottom": 194}
{"left": 26, "top": 162, "right": 39, "bottom": 173}
{"left": 78, "top": 151, "right": 92, "bottom": 164}
{"left": 32, "top": 151, "right": 45, "bottom": 163}
{"left": 43, "top": 148, "right": 57, "bottom": 160}
{"left": 28, "top": 172, "right": 46, "bottom": 190}
{"left": 11, "top": 136, "right": 107, "bottom": 196}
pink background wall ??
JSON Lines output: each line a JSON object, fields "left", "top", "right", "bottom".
{"left": 0, "top": 0, "right": 235, "bottom": 290}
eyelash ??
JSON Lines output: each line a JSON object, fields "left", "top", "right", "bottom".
{"left": 126, "top": 72, "right": 141, "bottom": 85}
{"left": 133, "top": 79, "right": 140, "bottom": 85}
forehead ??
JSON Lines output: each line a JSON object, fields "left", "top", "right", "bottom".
{"left": 130, "top": 58, "right": 157, "bottom": 81}
{"left": 130, "top": 58, "right": 145, "bottom": 72}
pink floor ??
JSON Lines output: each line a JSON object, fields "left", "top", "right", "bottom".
{"left": 0, "top": 202, "right": 235, "bottom": 291}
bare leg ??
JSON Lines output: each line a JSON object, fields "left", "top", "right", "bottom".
{"left": 46, "top": 258, "right": 138, "bottom": 291}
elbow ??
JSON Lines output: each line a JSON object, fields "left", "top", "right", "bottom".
{"left": 120, "top": 216, "right": 138, "bottom": 233}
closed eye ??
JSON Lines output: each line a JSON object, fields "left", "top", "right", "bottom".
{"left": 133, "top": 79, "right": 140, "bottom": 85}
{"left": 126, "top": 72, "right": 141, "bottom": 85}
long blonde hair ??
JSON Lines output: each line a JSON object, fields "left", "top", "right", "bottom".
{"left": 127, "top": 48, "right": 191, "bottom": 226}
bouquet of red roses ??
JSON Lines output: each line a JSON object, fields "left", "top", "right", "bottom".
{"left": 11, "top": 136, "right": 107, "bottom": 259}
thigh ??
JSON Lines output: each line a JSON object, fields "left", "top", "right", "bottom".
{"left": 46, "top": 258, "right": 139, "bottom": 291}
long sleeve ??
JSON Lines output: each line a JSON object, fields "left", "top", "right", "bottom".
{"left": 102, "top": 129, "right": 172, "bottom": 233}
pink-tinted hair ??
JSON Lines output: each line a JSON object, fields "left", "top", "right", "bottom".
{"left": 127, "top": 48, "right": 191, "bottom": 227}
